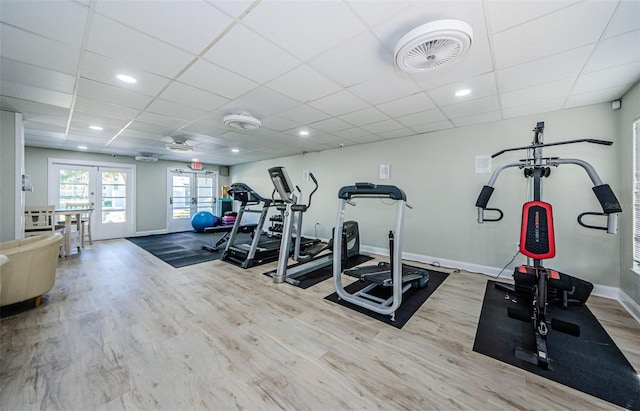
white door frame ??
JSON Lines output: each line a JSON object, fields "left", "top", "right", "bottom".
{"left": 167, "top": 167, "right": 219, "bottom": 233}
{"left": 48, "top": 158, "right": 136, "bottom": 240}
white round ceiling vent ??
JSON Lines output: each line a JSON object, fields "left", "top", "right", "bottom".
{"left": 165, "top": 137, "right": 192, "bottom": 152}
{"left": 394, "top": 19, "right": 473, "bottom": 73}
{"left": 135, "top": 154, "right": 158, "bottom": 162}
{"left": 223, "top": 113, "right": 261, "bottom": 130}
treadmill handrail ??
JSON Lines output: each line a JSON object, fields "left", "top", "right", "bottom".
{"left": 338, "top": 183, "right": 407, "bottom": 201}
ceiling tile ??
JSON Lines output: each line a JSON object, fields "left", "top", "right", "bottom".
{"left": 496, "top": 45, "right": 593, "bottom": 93}
{"left": 74, "top": 97, "right": 140, "bottom": 120}
{"left": 0, "top": 95, "right": 69, "bottom": 118}
{"left": 486, "top": 1, "right": 578, "bottom": 34}
{"left": 178, "top": 59, "right": 258, "bottom": 100}
{"left": 77, "top": 78, "right": 154, "bottom": 110}
{"left": 376, "top": 92, "right": 436, "bottom": 118}
{"left": 159, "top": 81, "right": 229, "bottom": 111}
{"left": 331, "top": 127, "right": 370, "bottom": 139}
{"left": 338, "top": 107, "right": 389, "bottom": 126}
{"left": 95, "top": 0, "right": 233, "bottom": 54}
{"left": 70, "top": 111, "right": 131, "bottom": 130}
{"left": 219, "top": 86, "right": 298, "bottom": 118}
{"left": 80, "top": 52, "right": 171, "bottom": 97}
{"left": 0, "top": 24, "right": 80, "bottom": 75}
{"left": 260, "top": 115, "right": 299, "bottom": 132}
{"left": 308, "top": 90, "right": 368, "bottom": 116}
{"left": 451, "top": 110, "right": 502, "bottom": 127}
{"left": 441, "top": 95, "right": 499, "bottom": 119}
{"left": 500, "top": 78, "right": 574, "bottom": 108}
{"left": 396, "top": 108, "right": 446, "bottom": 127}
{"left": 564, "top": 84, "right": 634, "bottom": 109}
{"left": 210, "top": 1, "right": 255, "bottom": 19}
{"left": 202, "top": 24, "right": 300, "bottom": 84}
{"left": 427, "top": 72, "right": 497, "bottom": 107}
{"left": 241, "top": 1, "right": 367, "bottom": 61}
{"left": 87, "top": 14, "right": 195, "bottom": 78}
{"left": 1, "top": 81, "right": 72, "bottom": 108}
{"left": 573, "top": 62, "right": 640, "bottom": 95}
{"left": 127, "top": 120, "right": 179, "bottom": 136}
{"left": 492, "top": 1, "right": 617, "bottom": 69}
{"left": 308, "top": 118, "right": 352, "bottom": 133}
{"left": 361, "top": 119, "right": 405, "bottom": 134}
{"left": 582, "top": 30, "right": 640, "bottom": 73}
{"left": 309, "top": 31, "right": 394, "bottom": 88}
{"left": 0, "top": 0, "right": 88, "bottom": 47}
{"left": 278, "top": 104, "right": 330, "bottom": 125}
{"left": 409, "top": 120, "right": 453, "bottom": 134}
{"left": 602, "top": 0, "right": 640, "bottom": 39}
{"left": 136, "top": 111, "right": 190, "bottom": 129}
{"left": 348, "top": 72, "right": 422, "bottom": 105}
{"left": 267, "top": 66, "right": 342, "bottom": 103}
{"left": 145, "top": 99, "right": 207, "bottom": 122}
{"left": 502, "top": 98, "right": 564, "bottom": 119}
{"left": 1, "top": 57, "right": 76, "bottom": 93}
{"left": 376, "top": 127, "right": 416, "bottom": 140}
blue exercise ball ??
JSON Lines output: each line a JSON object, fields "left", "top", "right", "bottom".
{"left": 191, "top": 211, "right": 217, "bottom": 232}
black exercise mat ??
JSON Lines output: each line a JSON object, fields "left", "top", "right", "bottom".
{"left": 127, "top": 231, "right": 239, "bottom": 268}
{"left": 324, "top": 266, "right": 449, "bottom": 329}
{"left": 473, "top": 280, "right": 640, "bottom": 411}
{"left": 263, "top": 254, "right": 373, "bottom": 289}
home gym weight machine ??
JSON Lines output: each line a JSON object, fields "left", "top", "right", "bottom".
{"left": 268, "top": 166, "right": 361, "bottom": 285}
{"left": 333, "top": 183, "right": 429, "bottom": 322}
{"left": 475, "top": 121, "right": 622, "bottom": 369}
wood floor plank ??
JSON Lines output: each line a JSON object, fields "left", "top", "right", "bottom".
{"left": 1, "top": 239, "right": 638, "bottom": 410}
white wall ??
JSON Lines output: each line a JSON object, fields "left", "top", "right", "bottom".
{"left": 231, "top": 104, "right": 622, "bottom": 288}
{"left": 0, "top": 110, "right": 23, "bottom": 242}
{"left": 24, "top": 147, "right": 230, "bottom": 234}
{"left": 618, "top": 81, "right": 640, "bottom": 309}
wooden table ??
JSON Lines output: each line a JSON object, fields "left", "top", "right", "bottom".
{"left": 55, "top": 208, "right": 93, "bottom": 257}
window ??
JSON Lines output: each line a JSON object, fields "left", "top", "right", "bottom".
{"left": 634, "top": 119, "right": 640, "bottom": 271}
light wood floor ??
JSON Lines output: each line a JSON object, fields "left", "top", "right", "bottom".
{"left": 1, "top": 239, "right": 639, "bottom": 410}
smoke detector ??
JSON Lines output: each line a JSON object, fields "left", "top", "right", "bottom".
{"left": 223, "top": 113, "right": 261, "bottom": 130}
{"left": 134, "top": 153, "right": 158, "bottom": 162}
{"left": 394, "top": 19, "right": 473, "bottom": 73}
{"left": 165, "top": 137, "right": 193, "bottom": 152}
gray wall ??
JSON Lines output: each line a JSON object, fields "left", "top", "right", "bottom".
{"left": 24, "top": 147, "right": 230, "bottom": 233}
{"left": 618, "top": 81, "right": 640, "bottom": 306}
{"left": 231, "top": 104, "right": 623, "bottom": 289}
{"left": 0, "top": 111, "right": 18, "bottom": 241}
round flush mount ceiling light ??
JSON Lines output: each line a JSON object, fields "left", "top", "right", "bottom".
{"left": 455, "top": 88, "right": 471, "bottom": 97}
{"left": 394, "top": 19, "right": 473, "bottom": 73}
{"left": 223, "top": 113, "right": 261, "bottom": 130}
{"left": 116, "top": 74, "right": 137, "bottom": 84}
{"left": 135, "top": 153, "right": 159, "bottom": 162}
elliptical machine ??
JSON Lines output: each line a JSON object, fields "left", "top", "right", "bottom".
{"left": 475, "top": 122, "right": 622, "bottom": 369}
{"left": 269, "top": 166, "right": 361, "bottom": 285}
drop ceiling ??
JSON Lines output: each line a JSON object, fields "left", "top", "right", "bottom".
{"left": 1, "top": 0, "right": 639, "bottom": 166}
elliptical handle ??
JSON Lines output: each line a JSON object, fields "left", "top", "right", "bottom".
{"left": 307, "top": 172, "right": 319, "bottom": 209}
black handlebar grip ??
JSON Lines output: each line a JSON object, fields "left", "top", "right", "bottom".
{"left": 475, "top": 185, "right": 495, "bottom": 208}
{"left": 592, "top": 184, "right": 622, "bottom": 214}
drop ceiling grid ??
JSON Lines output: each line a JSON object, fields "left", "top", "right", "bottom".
{"left": 0, "top": 0, "right": 637, "bottom": 166}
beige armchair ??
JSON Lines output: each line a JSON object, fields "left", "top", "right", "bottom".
{"left": 0, "top": 233, "right": 63, "bottom": 307}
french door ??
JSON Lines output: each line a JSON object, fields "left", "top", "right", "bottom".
{"left": 167, "top": 168, "right": 218, "bottom": 232}
{"left": 48, "top": 159, "right": 135, "bottom": 240}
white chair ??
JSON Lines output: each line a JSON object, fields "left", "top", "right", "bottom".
{"left": 24, "top": 205, "right": 56, "bottom": 236}
{"left": 65, "top": 202, "right": 93, "bottom": 248}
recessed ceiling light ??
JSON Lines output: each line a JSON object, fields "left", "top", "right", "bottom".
{"left": 231, "top": 148, "right": 239, "bottom": 153}
{"left": 299, "top": 130, "right": 309, "bottom": 136}
{"left": 455, "top": 89, "right": 471, "bottom": 97}
{"left": 89, "top": 125, "right": 103, "bottom": 131}
{"left": 116, "top": 74, "right": 137, "bottom": 84}
{"left": 192, "top": 158, "right": 199, "bottom": 162}
{"left": 78, "top": 145, "right": 88, "bottom": 150}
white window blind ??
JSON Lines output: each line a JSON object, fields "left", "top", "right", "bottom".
{"left": 634, "top": 120, "right": 640, "bottom": 268}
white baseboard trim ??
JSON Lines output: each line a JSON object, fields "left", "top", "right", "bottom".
{"left": 591, "top": 284, "right": 619, "bottom": 300}
{"left": 359, "top": 245, "right": 640, "bottom": 324}
{"left": 132, "top": 229, "right": 168, "bottom": 237}
{"left": 618, "top": 289, "right": 640, "bottom": 324}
